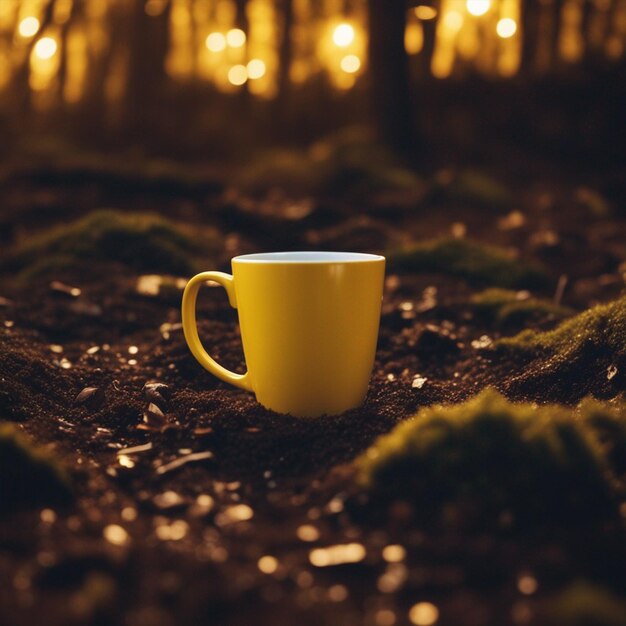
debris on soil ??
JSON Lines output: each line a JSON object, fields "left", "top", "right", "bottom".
{"left": 356, "top": 389, "right": 617, "bottom": 526}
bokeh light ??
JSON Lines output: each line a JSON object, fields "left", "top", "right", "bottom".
{"left": 332, "top": 23, "right": 354, "bottom": 47}
{"left": 340, "top": 54, "right": 360, "bottom": 73}
{"left": 18, "top": 16, "right": 40, "bottom": 38}
{"left": 414, "top": 6, "right": 438, "bottom": 20}
{"left": 34, "top": 37, "right": 58, "bottom": 60}
{"left": 228, "top": 64, "right": 248, "bottom": 85}
{"left": 467, "top": 0, "right": 491, "bottom": 17}
{"left": 443, "top": 10, "right": 464, "bottom": 31}
{"left": 247, "top": 59, "right": 266, "bottom": 79}
{"left": 226, "top": 28, "right": 246, "bottom": 48}
{"left": 205, "top": 32, "right": 226, "bottom": 52}
{"left": 496, "top": 18, "right": 517, "bottom": 38}
{"left": 409, "top": 602, "right": 439, "bottom": 626}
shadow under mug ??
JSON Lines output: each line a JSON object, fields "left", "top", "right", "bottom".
{"left": 181, "top": 251, "right": 385, "bottom": 417}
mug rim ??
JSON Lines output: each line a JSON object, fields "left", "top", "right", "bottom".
{"left": 232, "top": 251, "right": 385, "bottom": 264}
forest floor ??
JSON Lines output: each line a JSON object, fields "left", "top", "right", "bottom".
{"left": 0, "top": 140, "right": 625, "bottom": 626}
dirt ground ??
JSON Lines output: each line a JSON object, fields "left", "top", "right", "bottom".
{"left": 0, "top": 157, "right": 625, "bottom": 626}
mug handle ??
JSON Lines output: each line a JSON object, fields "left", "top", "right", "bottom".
{"left": 181, "top": 271, "right": 252, "bottom": 392}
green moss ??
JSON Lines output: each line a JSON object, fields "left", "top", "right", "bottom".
{"left": 439, "top": 169, "right": 513, "bottom": 212}
{"left": 356, "top": 389, "right": 616, "bottom": 523}
{"left": 496, "top": 295, "right": 626, "bottom": 361}
{"left": 388, "top": 238, "right": 550, "bottom": 289}
{"left": 471, "top": 288, "right": 573, "bottom": 328}
{"left": 544, "top": 581, "right": 626, "bottom": 626}
{"left": 8, "top": 209, "right": 211, "bottom": 279}
{"left": 575, "top": 187, "right": 613, "bottom": 218}
{"left": 233, "top": 127, "right": 425, "bottom": 197}
{"left": 71, "top": 573, "right": 119, "bottom": 622}
{"left": 578, "top": 397, "right": 626, "bottom": 476}
{"left": 0, "top": 423, "right": 73, "bottom": 515}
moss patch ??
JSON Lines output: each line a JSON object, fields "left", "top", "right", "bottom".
{"left": 495, "top": 295, "right": 626, "bottom": 400}
{"left": 7, "top": 209, "right": 211, "bottom": 279}
{"left": 388, "top": 238, "right": 550, "bottom": 289}
{"left": 579, "top": 397, "right": 626, "bottom": 477}
{"left": 471, "top": 288, "right": 573, "bottom": 328}
{"left": 497, "top": 295, "right": 626, "bottom": 359}
{"left": 356, "top": 389, "right": 617, "bottom": 524}
{"left": 438, "top": 169, "right": 513, "bottom": 212}
{"left": 233, "top": 127, "right": 425, "bottom": 198}
{"left": 0, "top": 423, "right": 73, "bottom": 515}
{"left": 543, "top": 581, "right": 626, "bottom": 626}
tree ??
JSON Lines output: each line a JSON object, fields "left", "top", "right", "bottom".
{"left": 368, "top": 0, "right": 414, "bottom": 153}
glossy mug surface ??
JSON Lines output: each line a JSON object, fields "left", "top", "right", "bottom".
{"left": 181, "top": 252, "right": 385, "bottom": 417}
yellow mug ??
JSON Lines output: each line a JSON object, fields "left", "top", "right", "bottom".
{"left": 181, "top": 252, "right": 385, "bottom": 417}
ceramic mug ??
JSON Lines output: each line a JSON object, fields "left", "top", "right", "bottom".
{"left": 181, "top": 252, "right": 385, "bottom": 417}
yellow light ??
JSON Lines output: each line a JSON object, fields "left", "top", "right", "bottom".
{"left": 206, "top": 32, "right": 226, "bottom": 52}
{"left": 309, "top": 543, "right": 366, "bottom": 567}
{"left": 414, "top": 6, "right": 437, "bottom": 20}
{"left": 226, "top": 28, "right": 246, "bottom": 48}
{"left": 405, "top": 22, "right": 424, "bottom": 55}
{"left": 340, "top": 54, "right": 360, "bottom": 73}
{"left": 466, "top": 0, "right": 490, "bottom": 16}
{"left": 496, "top": 18, "right": 517, "bottom": 38}
{"left": 257, "top": 555, "right": 278, "bottom": 574}
{"left": 443, "top": 10, "right": 463, "bottom": 31}
{"left": 228, "top": 64, "right": 247, "bottom": 85}
{"left": 409, "top": 602, "right": 439, "bottom": 626}
{"left": 246, "top": 58, "right": 266, "bottom": 79}
{"left": 34, "top": 37, "right": 58, "bottom": 60}
{"left": 18, "top": 16, "right": 40, "bottom": 38}
{"left": 332, "top": 23, "right": 354, "bottom": 47}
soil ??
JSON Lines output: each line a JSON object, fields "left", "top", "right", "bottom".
{"left": 0, "top": 162, "right": 625, "bottom": 626}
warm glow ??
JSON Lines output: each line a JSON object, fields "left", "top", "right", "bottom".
{"left": 340, "top": 54, "right": 360, "bottom": 73}
{"left": 257, "top": 555, "right": 278, "bottom": 574}
{"left": 18, "top": 16, "right": 40, "bottom": 38}
{"left": 409, "top": 602, "right": 439, "bottom": 626}
{"left": 405, "top": 22, "right": 424, "bottom": 55}
{"left": 247, "top": 58, "right": 266, "bottom": 79}
{"left": 226, "top": 28, "right": 246, "bottom": 48}
{"left": 206, "top": 32, "right": 226, "bottom": 52}
{"left": 228, "top": 64, "right": 248, "bottom": 85}
{"left": 332, "top": 23, "right": 355, "bottom": 47}
{"left": 145, "top": 0, "right": 167, "bottom": 16}
{"left": 496, "top": 18, "right": 517, "bottom": 38}
{"left": 467, "top": 0, "right": 491, "bottom": 17}
{"left": 415, "top": 6, "right": 438, "bottom": 20}
{"left": 309, "top": 543, "right": 366, "bottom": 567}
{"left": 34, "top": 37, "right": 58, "bottom": 60}
{"left": 443, "top": 10, "right": 464, "bottom": 31}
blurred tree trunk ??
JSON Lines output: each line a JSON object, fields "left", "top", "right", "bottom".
{"left": 79, "top": 2, "right": 116, "bottom": 142}
{"left": 368, "top": 0, "right": 413, "bottom": 153}
{"left": 123, "top": 0, "right": 171, "bottom": 142}
{"left": 521, "top": 0, "right": 541, "bottom": 76}
{"left": 276, "top": 0, "right": 294, "bottom": 120}
{"left": 56, "top": 2, "right": 74, "bottom": 108}
{"left": 419, "top": 12, "right": 438, "bottom": 78}
{"left": 549, "top": 0, "right": 566, "bottom": 68}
